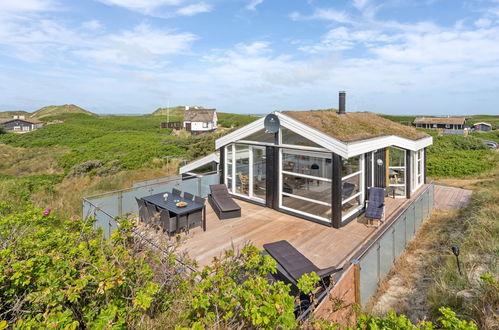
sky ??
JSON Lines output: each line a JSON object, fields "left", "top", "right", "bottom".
{"left": 1, "top": 0, "right": 499, "bottom": 115}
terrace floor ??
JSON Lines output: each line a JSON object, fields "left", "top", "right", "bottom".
{"left": 176, "top": 185, "right": 429, "bottom": 269}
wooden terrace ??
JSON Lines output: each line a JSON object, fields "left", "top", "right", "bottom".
{"left": 177, "top": 185, "right": 430, "bottom": 269}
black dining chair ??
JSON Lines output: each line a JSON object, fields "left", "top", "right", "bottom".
{"left": 183, "top": 192, "right": 194, "bottom": 201}
{"left": 159, "top": 209, "right": 176, "bottom": 235}
{"left": 194, "top": 196, "right": 206, "bottom": 205}
{"left": 145, "top": 202, "right": 160, "bottom": 226}
{"left": 135, "top": 197, "right": 149, "bottom": 223}
{"left": 172, "top": 188, "right": 181, "bottom": 196}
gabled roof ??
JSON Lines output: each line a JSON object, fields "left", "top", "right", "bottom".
{"left": 473, "top": 122, "right": 492, "bottom": 127}
{"left": 282, "top": 110, "right": 428, "bottom": 142}
{"left": 215, "top": 111, "right": 433, "bottom": 158}
{"left": 0, "top": 118, "right": 42, "bottom": 124}
{"left": 413, "top": 117, "right": 466, "bottom": 125}
{"left": 184, "top": 109, "right": 216, "bottom": 122}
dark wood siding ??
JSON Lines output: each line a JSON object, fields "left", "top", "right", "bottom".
{"left": 219, "top": 146, "right": 225, "bottom": 184}
{"left": 405, "top": 149, "right": 411, "bottom": 198}
{"left": 331, "top": 153, "right": 342, "bottom": 229}
{"left": 265, "top": 146, "right": 279, "bottom": 209}
{"left": 373, "top": 148, "right": 386, "bottom": 188}
{"left": 364, "top": 152, "right": 372, "bottom": 197}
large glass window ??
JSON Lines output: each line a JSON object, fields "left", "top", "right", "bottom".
{"left": 341, "top": 155, "right": 364, "bottom": 220}
{"left": 388, "top": 147, "right": 406, "bottom": 197}
{"left": 235, "top": 145, "right": 250, "bottom": 196}
{"left": 226, "top": 145, "right": 234, "bottom": 193}
{"left": 240, "top": 129, "right": 275, "bottom": 144}
{"left": 281, "top": 127, "right": 322, "bottom": 148}
{"left": 280, "top": 150, "right": 332, "bottom": 222}
{"left": 412, "top": 149, "right": 424, "bottom": 191}
{"left": 252, "top": 147, "right": 266, "bottom": 200}
{"left": 225, "top": 143, "right": 266, "bottom": 202}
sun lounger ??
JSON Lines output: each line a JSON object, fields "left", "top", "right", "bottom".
{"left": 263, "top": 240, "right": 342, "bottom": 288}
{"left": 208, "top": 184, "right": 241, "bottom": 220}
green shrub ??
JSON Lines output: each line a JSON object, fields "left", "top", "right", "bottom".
{"left": 183, "top": 245, "right": 297, "bottom": 329}
{"left": 427, "top": 150, "right": 494, "bottom": 178}
{"left": 0, "top": 203, "right": 185, "bottom": 328}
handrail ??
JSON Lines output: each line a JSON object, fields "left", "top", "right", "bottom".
{"left": 354, "top": 181, "right": 434, "bottom": 262}
{"left": 82, "top": 198, "right": 199, "bottom": 273}
{"left": 83, "top": 170, "right": 220, "bottom": 200}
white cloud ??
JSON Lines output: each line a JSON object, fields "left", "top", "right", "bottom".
{"left": 352, "top": 0, "right": 369, "bottom": 10}
{"left": 290, "top": 8, "right": 352, "bottom": 24}
{"left": 176, "top": 2, "right": 212, "bottom": 16}
{"left": 246, "top": 0, "right": 263, "bottom": 11}
{"left": 81, "top": 20, "right": 103, "bottom": 31}
{"left": 96, "top": 0, "right": 183, "bottom": 13}
{"left": 0, "top": 0, "right": 58, "bottom": 13}
{"left": 75, "top": 24, "right": 196, "bottom": 67}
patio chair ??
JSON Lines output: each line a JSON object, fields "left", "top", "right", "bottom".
{"left": 263, "top": 240, "right": 342, "bottom": 289}
{"left": 186, "top": 196, "right": 206, "bottom": 230}
{"left": 172, "top": 188, "right": 181, "bottom": 196}
{"left": 135, "top": 197, "right": 149, "bottom": 223}
{"left": 145, "top": 202, "right": 161, "bottom": 227}
{"left": 183, "top": 191, "right": 194, "bottom": 201}
{"left": 365, "top": 187, "right": 385, "bottom": 226}
{"left": 208, "top": 184, "right": 241, "bottom": 220}
{"left": 158, "top": 209, "right": 177, "bottom": 235}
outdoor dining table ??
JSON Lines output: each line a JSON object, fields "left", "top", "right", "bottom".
{"left": 141, "top": 192, "right": 206, "bottom": 232}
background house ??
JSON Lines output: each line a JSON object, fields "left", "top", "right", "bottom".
{"left": 183, "top": 109, "right": 217, "bottom": 134}
{"left": 0, "top": 116, "right": 43, "bottom": 132}
{"left": 473, "top": 122, "right": 492, "bottom": 131}
{"left": 413, "top": 117, "right": 466, "bottom": 129}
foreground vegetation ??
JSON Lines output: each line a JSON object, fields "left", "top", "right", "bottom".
{"left": 0, "top": 111, "right": 495, "bottom": 328}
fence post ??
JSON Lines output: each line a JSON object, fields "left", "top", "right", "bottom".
{"left": 351, "top": 259, "right": 361, "bottom": 308}
{"left": 118, "top": 191, "right": 123, "bottom": 217}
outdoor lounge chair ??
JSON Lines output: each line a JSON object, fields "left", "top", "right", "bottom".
{"left": 208, "top": 184, "right": 241, "bottom": 220}
{"left": 263, "top": 240, "right": 342, "bottom": 289}
{"left": 365, "top": 187, "right": 385, "bottom": 226}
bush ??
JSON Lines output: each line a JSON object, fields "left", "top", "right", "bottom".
{"left": 0, "top": 203, "right": 185, "bottom": 328}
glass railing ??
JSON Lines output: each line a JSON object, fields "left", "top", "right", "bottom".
{"left": 355, "top": 183, "right": 435, "bottom": 307}
{"left": 82, "top": 171, "right": 220, "bottom": 239}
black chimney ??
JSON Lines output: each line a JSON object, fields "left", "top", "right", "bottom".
{"left": 339, "top": 91, "right": 346, "bottom": 115}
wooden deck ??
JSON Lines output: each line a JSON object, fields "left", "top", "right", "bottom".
{"left": 178, "top": 185, "right": 429, "bottom": 269}
{"left": 433, "top": 184, "right": 472, "bottom": 210}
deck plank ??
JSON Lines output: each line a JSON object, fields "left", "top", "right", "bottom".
{"left": 176, "top": 185, "right": 429, "bottom": 269}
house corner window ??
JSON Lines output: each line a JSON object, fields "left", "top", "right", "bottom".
{"left": 388, "top": 147, "right": 406, "bottom": 197}
{"left": 203, "top": 122, "right": 208, "bottom": 128}
{"left": 341, "top": 155, "right": 364, "bottom": 220}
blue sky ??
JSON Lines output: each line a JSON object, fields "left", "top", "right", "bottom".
{"left": 1, "top": 0, "right": 499, "bottom": 115}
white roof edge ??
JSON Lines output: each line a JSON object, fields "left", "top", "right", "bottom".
{"left": 473, "top": 122, "right": 492, "bottom": 126}
{"left": 215, "top": 117, "right": 266, "bottom": 149}
{"left": 179, "top": 152, "right": 220, "bottom": 174}
{"left": 214, "top": 112, "right": 433, "bottom": 159}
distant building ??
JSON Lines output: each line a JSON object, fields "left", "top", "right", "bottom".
{"left": 183, "top": 109, "right": 217, "bottom": 134}
{"left": 0, "top": 116, "right": 43, "bottom": 132}
{"left": 413, "top": 117, "right": 466, "bottom": 130}
{"left": 473, "top": 122, "right": 492, "bottom": 131}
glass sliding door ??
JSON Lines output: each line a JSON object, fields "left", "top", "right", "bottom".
{"left": 252, "top": 147, "right": 266, "bottom": 201}
{"left": 341, "top": 155, "right": 365, "bottom": 220}
{"left": 235, "top": 145, "right": 250, "bottom": 196}
{"left": 226, "top": 145, "right": 234, "bottom": 193}
{"left": 388, "top": 147, "right": 406, "bottom": 197}
{"left": 279, "top": 149, "right": 332, "bottom": 222}
{"left": 225, "top": 143, "right": 266, "bottom": 202}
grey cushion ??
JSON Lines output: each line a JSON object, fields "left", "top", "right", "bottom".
{"left": 365, "top": 187, "right": 385, "bottom": 219}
